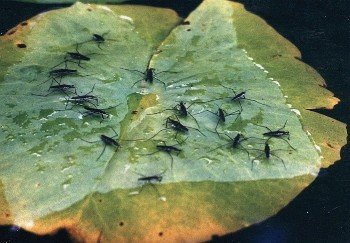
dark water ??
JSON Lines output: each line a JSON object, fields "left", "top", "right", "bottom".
{"left": 0, "top": 0, "right": 349, "bottom": 242}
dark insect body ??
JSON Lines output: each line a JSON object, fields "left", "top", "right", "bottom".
{"left": 65, "top": 84, "right": 98, "bottom": 108}
{"left": 31, "top": 84, "right": 76, "bottom": 97}
{"left": 67, "top": 52, "right": 90, "bottom": 61}
{"left": 93, "top": 34, "right": 104, "bottom": 42}
{"left": 138, "top": 174, "right": 163, "bottom": 183}
{"left": 145, "top": 116, "right": 205, "bottom": 143}
{"left": 166, "top": 116, "right": 205, "bottom": 138}
{"left": 223, "top": 84, "right": 269, "bottom": 110}
{"left": 208, "top": 84, "right": 268, "bottom": 111}
{"left": 79, "top": 128, "right": 120, "bottom": 161}
{"left": 134, "top": 169, "right": 167, "bottom": 198}
{"left": 81, "top": 105, "right": 119, "bottom": 122}
{"left": 178, "top": 101, "right": 189, "bottom": 116}
{"left": 143, "top": 139, "right": 186, "bottom": 169}
{"left": 39, "top": 68, "right": 96, "bottom": 87}
{"left": 250, "top": 141, "right": 288, "bottom": 170}
{"left": 148, "top": 101, "right": 200, "bottom": 128}
{"left": 166, "top": 117, "right": 188, "bottom": 133}
{"left": 209, "top": 133, "right": 251, "bottom": 159}
{"left": 121, "top": 67, "right": 165, "bottom": 87}
{"left": 49, "top": 68, "right": 78, "bottom": 79}
{"left": 255, "top": 120, "right": 295, "bottom": 150}
{"left": 53, "top": 44, "right": 93, "bottom": 69}
{"left": 68, "top": 94, "right": 98, "bottom": 107}
{"left": 121, "top": 67, "right": 178, "bottom": 88}
{"left": 205, "top": 106, "right": 241, "bottom": 136}
{"left": 80, "top": 32, "right": 117, "bottom": 49}
{"left": 92, "top": 34, "right": 105, "bottom": 49}
{"left": 263, "top": 130, "right": 289, "bottom": 139}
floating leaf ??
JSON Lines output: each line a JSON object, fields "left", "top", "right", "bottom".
{"left": 0, "top": 0, "right": 346, "bottom": 242}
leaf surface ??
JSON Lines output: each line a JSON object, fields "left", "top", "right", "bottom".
{"left": 0, "top": 0, "right": 346, "bottom": 242}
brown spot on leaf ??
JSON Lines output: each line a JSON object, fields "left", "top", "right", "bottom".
{"left": 17, "top": 43, "right": 26, "bottom": 48}
{"left": 119, "top": 222, "right": 124, "bottom": 227}
{"left": 158, "top": 232, "right": 163, "bottom": 237}
{"left": 8, "top": 30, "right": 16, "bottom": 35}
{"left": 21, "top": 22, "right": 28, "bottom": 26}
{"left": 326, "top": 142, "right": 335, "bottom": 148}
{"left": 181, "top": 20, "right": 191, "bottom": 25}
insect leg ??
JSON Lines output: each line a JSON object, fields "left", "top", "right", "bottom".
{"left": 77, "top": 59, "right": 85, "bottom": 69}
{"left": 147, "top": 108, "right": 173, "bottom": 115}
{"left": 166, "top": 152, "right": 174, "bottom": 169}
{"left": 86, "top": 84, "right": 96, "bottom": 95}
{"left": 96, "top": 144, "right": 107, "bottom": 161}
{"left": 220, "top": 84, "right": 236, "bottom": 94}
{"left": 85, "top": 100, "right": 98, "bottom": 108}
{"left": 245, "top": 98, "right": 269, "bottom": 107}
{"left": 278, "top": 137, "right": 295, "bottom": 150}
{"left": 120, "top": 67, "right": 145, "bottom": 75}
{"left": 31, "top": 90, "right": 58, "bottom": 97}
{"left": 78, "top": 138, "right": 100, "bottom": 143}
{"left": 146, "top": 128, "right": 169, "bottom": 141}
{"left": 51, "top": 60, "right": 67, "bottom": 69}
{"left": 131, "top": 78, "right": 144, "bottom": 87}
{"left": 143, "top": 151, "right": 160, "bottom": 156}
{"left": 156, "top": 70, "right": 179, "bottom": 74}
{"left": 186, "top": 126, "right": 206, "bottom": 137}
{"left": 214, "top": 119, "right": 221, "bottom": 138}
{"left": 208, "top": 142, "right": 230, "bottom": 153}
{"left": 255, "top": 123, "right": 273, "bottom": 132}
{"left": 149, "top": 183, "right": 162, "bottom": 198}
{"left": 238, "top": 145, "right": 251, "bottom": 160}
{"left": 110, "top": 128, "right": 119, "bottom": 138}
{"left": 188, "top": 112, "right": 200, "bottom": 129}
{"left": 277, "top": 120, "right": 288, "bottom": 132}
{"left": 270, "top": 152, "right": 287, "bottom": 169}
{"left": 226, "top": 109, "right": 242, "bottom": 117}
{"left": 154, "top": 77, "right": 166, "bottom": 89}
{"left": 268, "top": 137, "right": 296, "bottom": 150}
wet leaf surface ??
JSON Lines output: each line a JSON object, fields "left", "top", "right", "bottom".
{"left": 0, "top": 0, "right": 346, "bottom": 241}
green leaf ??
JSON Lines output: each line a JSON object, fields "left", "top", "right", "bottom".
{"left": 0, "top": 0, "right": 346, "bottom": 241}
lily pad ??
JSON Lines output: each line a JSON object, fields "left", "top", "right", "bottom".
{"left": 0, "top": 0, "right": 346, "bottom": 242}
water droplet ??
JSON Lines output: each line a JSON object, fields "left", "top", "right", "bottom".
{"left": 314, "top": 145, "right": 321, "bottom": 153}
{"left": 253, "top": 159, "right": 260, "bottom": 165}
{"left": 273, "top": 81, "right": 281, "bottom": 86}
{"left": 291, "top": 109, "right": 301, "bottom": 116}
{"left": 123, "top": 165, "right": 131, "bottom": 173}
{"left": 202, "top": 158, "right": 213, "bottom": 165}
